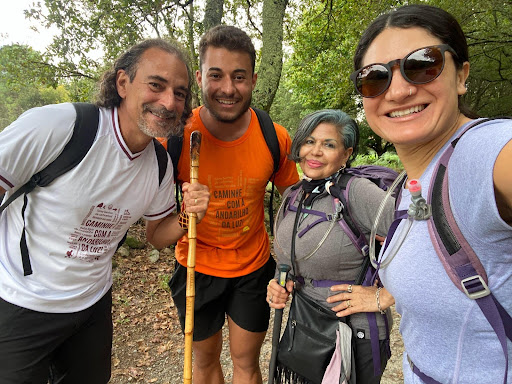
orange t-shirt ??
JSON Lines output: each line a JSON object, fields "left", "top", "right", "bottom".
{"left": 174, "top": 107, "right": 299, "bottom": 277}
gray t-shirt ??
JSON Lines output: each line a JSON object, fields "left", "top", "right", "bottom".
{"left": 274, "top": 177, "right": 395, "bottom": 339}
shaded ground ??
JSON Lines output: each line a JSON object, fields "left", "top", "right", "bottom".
{"left": 110, "top": 223, "right": 404, "bottom": 383}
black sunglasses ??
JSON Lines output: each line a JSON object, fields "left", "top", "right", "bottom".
{"left": 350, "top": 44, "right": 458, "bottom": 98}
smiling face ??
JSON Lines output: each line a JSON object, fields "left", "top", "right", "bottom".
{"left": 196, "top": 47, "right": 257, "bottom": 124}
{"left": 299, "top": 122, "right": 353, "bottom": 180}
{"left": 117, "top": 47, "right": 189, "bottom": 140}
{"left": 361, "top": 27, "right": 469, "bottom": 148}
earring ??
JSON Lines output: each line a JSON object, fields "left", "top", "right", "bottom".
{"left": 409, "top": 88, "right": 412, "bottom": 97}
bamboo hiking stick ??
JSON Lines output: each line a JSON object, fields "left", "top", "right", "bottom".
{"left": 183, "top": 130, "right": 202, "bottom": 384}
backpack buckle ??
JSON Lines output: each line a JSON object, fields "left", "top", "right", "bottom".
{"left": 461, "top": 275, "right": 490, "bottom": 299}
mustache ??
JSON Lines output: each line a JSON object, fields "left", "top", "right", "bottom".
{"left": 143, "top": 104, "right": 177, "bottom": 120}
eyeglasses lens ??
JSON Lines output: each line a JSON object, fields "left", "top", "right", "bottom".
{"left": 403, "top": 47, "right": 444, "bottom": 84}
{"left": 357, "top": 64, "right": 389, "bottom": 98}
{"left": 356, "top": 46, "right": 446, "bottom": 97}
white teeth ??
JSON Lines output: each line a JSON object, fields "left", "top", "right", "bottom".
{"left": 218, "top": 100, "right": 236, "bottom": 105}
{"left": 389, "top": 105, "right": 425, "bottom": 118}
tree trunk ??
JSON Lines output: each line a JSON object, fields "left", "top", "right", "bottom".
{"left": 252, "top": 0, "right": 288, "bottom": 111}
{"left": 186, "top": 1, "right": 201, "bottom": 107}
{"left": 203, "top": 0, "right": 224, "bottom": 33}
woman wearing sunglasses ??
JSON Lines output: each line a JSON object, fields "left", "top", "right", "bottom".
{"left": 350, "top": 4, "right": 512, "bottom": 384}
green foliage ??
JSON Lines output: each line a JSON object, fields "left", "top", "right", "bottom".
{"left": 283, "top": 0, "right": 512, "bottom": 155}
{"left": 0, "top": 45, "right": 71, "bottom": 129}
{"left": 456, "top": 1, "right": 512, "bottom": 117}
{"left": 269, "top": 62, "right": 304, "bottom": 134}
{"left": 158, "top": 274, "right": 171, "bottom": 291}
{"left": 0, "top": 44, "right": 58, "bottom": 89}
{"left": 285, "top": 0, "right": 397, "bottom": 114}
{"left": 124, "top": 236, "right": 146, "bottom": 249}
{"left": 6, "top": 0, "right": 509, "bottom": 139}
{"left": 357, "top": 120, "right": 394, "bottom": 157}
{"left": 352, "top": 151, "right": 403, "bottom": 172}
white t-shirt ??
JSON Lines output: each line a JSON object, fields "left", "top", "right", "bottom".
{"left": 0, "top": 103, "right": 176, "bottom": 312}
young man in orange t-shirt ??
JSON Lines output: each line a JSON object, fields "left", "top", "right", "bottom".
{"left": 168, "top": 26, "right": 299, "bottom": 384}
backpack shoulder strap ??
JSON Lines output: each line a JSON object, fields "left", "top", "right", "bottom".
{"left": 167, "top": 135, "right": 184, "bottom": 183}
{"left": 427, "top": 117, "right": 512, "bottom": 383}
{"left": 336, "top": 172, "right": 369, "bottom": 256}
{"left": 37, "top": 102, "right": 99, "bottom": 186}
{"left": 253, "top": 107, "right": 280, "bottom": 235}
{"left": 0, "top": 103, "right": 99, "bottom": 214}
{"left": 14, "top": 102, "right": 100, "bottom": 276}
{"left": 253, "top": 108, "right": 280, "bottom": 174}
{"left": 428, "top": 117, "right": 512, "bottom": 297}
{"left": 166, "top": 135, "right": 183, "bottom": 212}
{"left": 153, "top": 139, "right": 168, "bottom": 186}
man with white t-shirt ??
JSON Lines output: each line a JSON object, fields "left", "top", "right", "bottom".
{"left": 0, "top": 38, "right": 209, "bottom": 384}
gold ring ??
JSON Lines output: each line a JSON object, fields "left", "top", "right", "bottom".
{"left": 347, "top": 284, "right": 353, "bottom": 293}
{"left": 346, "top": 300, "right": 351, "bottom": 308}
{"left": 268, "top": 279, "right": 275, "bottom": 286}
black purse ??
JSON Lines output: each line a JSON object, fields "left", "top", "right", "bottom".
{"left": 276, "top": 287, "right": 342, "bottom": 384}
{"left": 275, "top": 193, "right": 348, "bottom": 384}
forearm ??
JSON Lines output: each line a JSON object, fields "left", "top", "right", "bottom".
{"left": 146, "top": 214, "right": 187, "bottom": 249}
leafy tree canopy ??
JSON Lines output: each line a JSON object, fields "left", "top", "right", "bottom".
{"left": 0, "top": 44, "right": 70, "bottom": 129}
{"left": 282, "top": 0, "right": 511, "bottom": 154}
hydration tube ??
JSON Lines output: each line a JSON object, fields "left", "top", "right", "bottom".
{"left": 370, "top": 176, "right": 432, "bottom": 269}
{"left": 274, "top": 192, "right": 343, "bottom": 262}
{"left": 369, "top": 170, "right": 407, "bottom": 269}
{"left": 300, "top": 198, "right": 342, "bottom": 261}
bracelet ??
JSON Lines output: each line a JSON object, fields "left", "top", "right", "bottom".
{"left": 178, "top": 211, "right": 189, "bottom": 231}
{"left": 376, "top": 287, "right": 386, "bottom": 314}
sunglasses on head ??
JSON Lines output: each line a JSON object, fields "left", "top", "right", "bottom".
{"left": 350, "top": 44, "right": 458, "bottom": 98}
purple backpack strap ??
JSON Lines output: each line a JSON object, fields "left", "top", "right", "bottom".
{"left": 332, "top": 195, "right": 369, "bottom": 256}
{"left": 427, "top": 119, "right": 511, "bottom": 384}
{"left": 339, "top": 176, "right": 370, "bottom": 256}
{"left": 360, "top": 264, "right": 390, "bottom": 377}
{"left": 288, "top": 204, "right": 333, "bottom": 238}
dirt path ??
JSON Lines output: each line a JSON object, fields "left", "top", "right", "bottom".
{"left": 109, "top": 229, "right": 404, "bottom": 383}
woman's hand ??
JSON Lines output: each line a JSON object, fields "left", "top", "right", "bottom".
{"left": 267, "top": 279, "right": 294, "bottom": 309}
{"left": 181, "top": 182, "right": 210, "bottom": 223}
{"left": 326, "top": 283, "right": 395, "bottom": 317}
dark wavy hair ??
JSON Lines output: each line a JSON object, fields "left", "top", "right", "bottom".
{"left": 290, "top": 109, "right": 359, "bottom": 168}
{"left": 198, "top": 25, "right": 256, "bottom": 73}
{"left": 95, "top": 38, "right": 193, "bottom": 128}
{"left": 353, "top": 4, "right": 478, "bottom": 118}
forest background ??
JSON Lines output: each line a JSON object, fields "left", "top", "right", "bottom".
{"left": 1, "top": 1, "right": 510, "bottom": 381}
{"left": 1, "top": 0, "right": 511, "bottom": 161}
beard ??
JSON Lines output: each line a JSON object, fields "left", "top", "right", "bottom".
{"left": 201, "top": 93, "right": 252, "bottom": 123}
{"left": 138, "top": 103, "right": 183, "bottom": 138}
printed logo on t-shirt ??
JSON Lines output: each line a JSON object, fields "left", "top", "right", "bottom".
{"left": 212, "top": 182, "right": 250, "bottom": 236}
{"left": 66, "top": 203, "right": 131, "bottom": 261}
